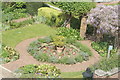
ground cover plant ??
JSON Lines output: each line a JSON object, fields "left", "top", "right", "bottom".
{"left": 91, "top": 54, "right": 119, "bottom": 71}
{"left": 91, "top": 42, "right": 117, "bottom": 57}
{"left": 0, "top": 44, "right": 19, "bottom": 64}
{"left": 56, "top": 27, "right": 82, "bottom": 40}
{"left": 28, "top": 36, "right": 92, "bottom": 64}
{"left": 15, "top": 64, "right": 61, "bottom": 78}
{"left": 2, "top": 23, "right": 56, "bottom": 47}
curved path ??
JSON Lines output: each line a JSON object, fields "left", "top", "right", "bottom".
{"left": 2, "top": 36, "right": 101, "bottom": 72}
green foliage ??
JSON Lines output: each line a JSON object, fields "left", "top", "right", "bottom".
{"left": 58, "top": 56, "right": 76, "bottom": 64}
{"left": 26, "top": 2, "right": 44, "bottom": 16}
{"left": 57, "top": 27, "right": 82, "bottom": 41}
{"left": 2, "top": 2, "right": 28, "bottom": 23}
{"left": 52, "top": 2, "right": 96, "bottom": 16}
{"left": 0, "top": 45, "right": 19, "bottom": 64}
{"left": 16, "top": 64, "right": 61, "bottom": 78}
{"left": 10, "top": 18, "right": 34, "bottom": 29}
{"left": 16, "top": 64, "right": 36, "bottom": 74}
{"left": 73, "top": 42, "right": 92, "bottom": 56}
{"left": 36, "top": 53, "right": 49, "bottom": 62}
{"left": 38, "top": 36, "right": 52, "bottom": 43}
{"left": 75, "top": 54, "right": 83, "bottom": 62}
{"left": 91, "top": 42, "right": 117, "bottom": 57}
{"left": 91, "top": 54, "right": 119, "bottom": 71}
{"left": 38, "top": 7, "right": 65, "bottom": 27}
{"left": 52, "top": 36, "right": 66, "bottom": 47}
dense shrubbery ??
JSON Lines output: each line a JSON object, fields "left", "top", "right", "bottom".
{"left": 0, "top": 44, "right": 19, "bottom": 64}
{"left": 57, "top": 27, "right": 82, "bottom": 41}
{"left": 15, "top": 64, "right": 61, "bottom": 78}
{"left": 10, "top": 18, "right": 34, "bottom": 29}
{"left": 91, "top": 54, "right": 119, "bottom": 71}
{"left": 37, "top": 7, "right": 65, "bottom": 27}
{"left": 2, "top": 2, "right": 28, "bottom": 23}
{"left": 28, "top": 36, "right": 92, "bottom": 64}
{"left": 91, "top": 42, "right": 117, "bottom": 57}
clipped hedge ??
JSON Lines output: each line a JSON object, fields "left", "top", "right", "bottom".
{"left": 38, "top": 7, "right": 65, "bottom": 27}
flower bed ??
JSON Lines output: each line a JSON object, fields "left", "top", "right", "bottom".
{"left": 28, "top": 36, "right": 92, "bottom": 64}
{"left": 0, "top": 45, "right": 19, "bottom": 64}
{"left": 91, "top": 42, "right": 117, "bottom": 57}
{"left": 15, "top": 64, "right": 61, "bottom": 78}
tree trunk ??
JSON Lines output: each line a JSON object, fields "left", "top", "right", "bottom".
{"left": 80, "top": 16, "right": 87, "bottom": 39}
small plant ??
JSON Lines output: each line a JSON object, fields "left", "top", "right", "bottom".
{"left": 91, "top": 42, "right": 117, "bottom": 57}
{"left": 0, "top": 44, "right": 19, "bottom": 64}
{"left": 52, "top": 36, "right": 66, "bottom": 47}
{"left": 57, "top": 27, "right": 82, "bottom": 41}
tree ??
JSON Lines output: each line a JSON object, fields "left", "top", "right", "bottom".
{"left": 51, "top": 2, "right": 96, "bottom": 38}
{"left": 87, "top": 5, "right": 119, "bottom": 48}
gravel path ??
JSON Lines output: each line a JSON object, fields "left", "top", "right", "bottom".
{"left": 2, "top": 37, "right": 101, "bottom": 72}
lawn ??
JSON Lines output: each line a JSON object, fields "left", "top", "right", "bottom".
{"left": 61, "top": 71, "right": 83, "bottom": 78}
{"left": 2, "top": 23, "right": 56, "bottom": 47}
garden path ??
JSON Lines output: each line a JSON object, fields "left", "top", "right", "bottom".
{"left": 2, "top": 36, "right": 101, "bottom": 72}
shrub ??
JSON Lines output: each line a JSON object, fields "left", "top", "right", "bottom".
{"left": 57, "top": 27, "right": 82, "bottom": 41}
{"left": 10, "top": 18, "right": 34, "bottom": 29}
{"left": 38, "top": 7, "right": 65, "bottom": 27}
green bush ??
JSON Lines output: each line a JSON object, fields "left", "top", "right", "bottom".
{"left": 26, "top": 2, "right": 44, "bottom": 16}
{"left": 38, "top": 7, "right": 65, "bottom": 27}
{"left": 57, "top": 27, "right": 82, "bottom": 41}
{"left": 2, "top": 2, "right": 28, "bottom": 23}
{"left": 10, "top": 18, "right": 34, "bottom": 29}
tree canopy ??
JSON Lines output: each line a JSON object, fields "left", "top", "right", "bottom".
{"left": 52, "top": 2, "right": 96, "bottom": 17}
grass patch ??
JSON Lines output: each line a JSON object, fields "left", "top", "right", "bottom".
{"left": 2, "top": 23, "right": 56, "bottom": 47}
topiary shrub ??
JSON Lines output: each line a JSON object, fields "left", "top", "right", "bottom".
{"left": 38, "top": 7, "right": 65, "bottom": 27}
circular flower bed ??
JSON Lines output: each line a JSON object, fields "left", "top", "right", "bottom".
{"left": 0, "top": 44, "right": 19, "bottom": 64}
{"left": 28, "top": 36, "right": 92, "bottom": 64}
{"left": 15, "top": 64, "right": 61, "bottom": 78}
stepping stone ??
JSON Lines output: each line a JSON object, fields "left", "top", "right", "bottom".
{"left": 107, "top": 68, "right": 120, "bottom": 76}
{"left": 95, "top": 69, "right": 107, "bottom": 76}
